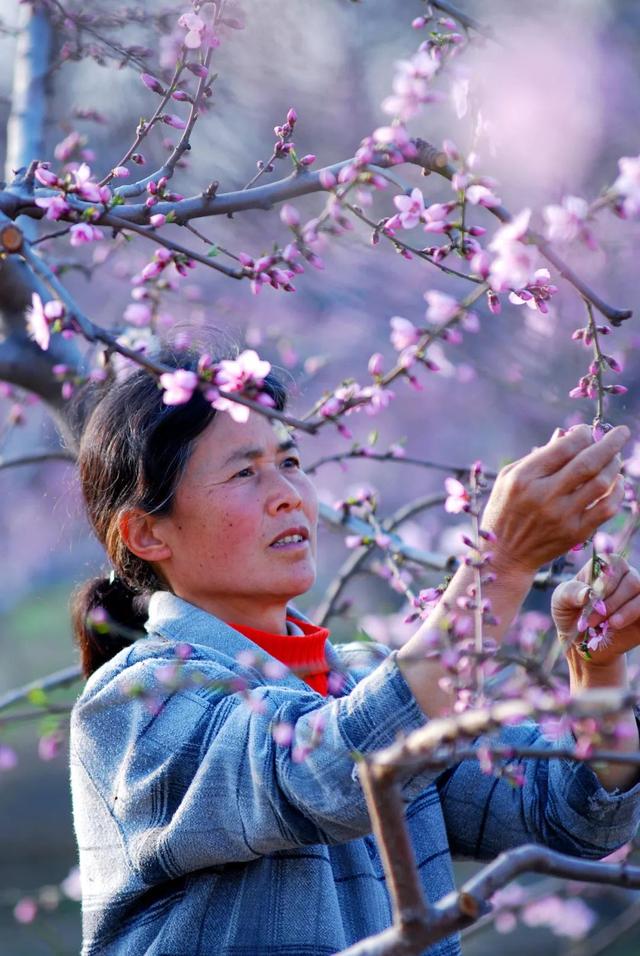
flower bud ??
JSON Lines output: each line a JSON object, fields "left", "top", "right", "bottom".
{"left": 319, "top": 169, "right": 337, "bottom": 189}
{"left": 185, "top": 62, "right": 209, "bottom": 77}
{"left": 286, "top": 108, "right": 297, "bottom": 126}
{"left": 300, "top": 154, "right": 316, "bottom": 167}
{"left": 141, "top": 73, "right": 165, "bottom": 94}
{"left": 163, "top": 114, "right": 187, "bottom": 130}
{"left": 368, "top": 352, "right": 384, "bottom": 376}
{"left": 280, "top": 204, "right": 300, "bottom": 227}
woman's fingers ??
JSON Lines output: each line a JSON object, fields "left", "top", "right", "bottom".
{"left": 551, "top": 579, "right": 591, "bottom": 636}
{"left": 574, "top": 475, "right": 625, "bottom": 542}
{"left": 514, "top": 424, "right": 594, "bottom": 480}
{"left": 601, "top": 565, "right": 640, "bottom": 626}
{"left": 554, "top": 426, "right": 629, "bottom": 494}
{"left": 569, "top": 457, "right": 622, "bottom": 511}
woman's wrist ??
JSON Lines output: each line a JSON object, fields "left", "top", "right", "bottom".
{"left": 566, "top": 645, "right": 628, "bottom": 693}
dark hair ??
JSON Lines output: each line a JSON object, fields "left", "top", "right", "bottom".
{"left": 71, "top": 346, "right": 288, "bottom": 678}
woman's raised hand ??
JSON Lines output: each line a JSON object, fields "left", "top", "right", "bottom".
{"left": 481, "top": 424, "right": 629, "bottom": 575}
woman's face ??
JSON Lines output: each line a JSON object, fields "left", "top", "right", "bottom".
{"left": 152, "top": 409, "right": 318, "bottom": 626}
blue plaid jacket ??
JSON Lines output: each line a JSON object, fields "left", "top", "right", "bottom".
{"left": 70, "top": 591, "right": 640, "bottom": 955}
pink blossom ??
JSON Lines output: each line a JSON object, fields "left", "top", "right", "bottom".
{"left": 54, "top": 130, "right": 82, "bottom": 162}
{"left": 14, "top": 897, "right": 38, "bottom": 924}
{"left": 361, "top": 384, "right": 394, "bottom": 415}
{"left": 543, "top": 195, "right": 594, "bottom": 245}
{"left": 208, "top": 394, "right": 251, "bottom": 423}
{"left": 393, "top": 188, "right": 425, "bottom": 229}
{"left": 466, "top": 184, "right": 501, "bottom": 207}
{"left": 73, "top": 163, "right": 110, "bottom": 203}
{"left": 522, "top": 896, "right": 595, "bottom": 940}
{"left": 124, "top": 302, "right": 152, "bottom": 327}
{"left": 34, "top": 164, "right": 59, "bottom": 187}
{"left": 0, "top": 744, "right": 17, "bottom": 770}
{"left": 215, "top": 349, "right": 271, "bottom": 393}
{"left": 38, "top": 733, "right": 63, "bottom": 761}
{"left": 382, "top": 50, "right": 441, "bottom": 121}
{"left": 112, "top": 165, "right": 130, "bottom": 178}
{"left": 272, "top": 722, "right": 294, "bottom": 746}
{"left": 373, "top": 125, "right": 411, "bottom": 148}
{"left": 390, "top": 316, "right": 420, "bottom": 351}
{"left": 60, "top": 865, "right": 82, "bottom": 902}
{"left": 70, "top": 222, "right": 103, "bottom": 246}
{"left": 586, "top": 620, "right": 613, "bottom": 652}
{"left": 508, "top": 268, "right": 558, "bottom": 314}
{"left": 178, "top": 4, "right": 220, "bottom": 50}
{"left": 26, "top": 293, "right": 51, "bottom": 350}
{"left": 444, "top": 477, "right": 470, "bottom": 514}
{"left": 488, "top": 209, "right": 538, "bottom": 291}
{"left": 35, "top": 194, "right": 70, "bottom": 220}
{"left": 612, "top": 154, "right": 640, "bottom": 218}
{"left": 624, "top": 441, "right": 640, "bottom": 478}
{"left": 424, "top": 289, "right": 459, "bottom": 325}
{"left": 150, "top": 213, "right": 166, "bottom": 228}
{"left": 159, "top": 369, "right": 199, "bottom": 405}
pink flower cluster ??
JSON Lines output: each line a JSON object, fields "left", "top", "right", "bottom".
{"left": 508, "top": 268, "right": 558, "bottom": 314}
{"left": 568, "top": 351, "right": 625, "bottom": 400}
{"left": 239, "top": 248, "right": 302, "bottom": 295}
{"left": 485, "top": 209, "right": 538, "bottom": 292}
{"left": 133, "top": 247, "right": 195, "bottom": 285}
{"left": 382, "top": 49, "right": 443, "bottom": 121}
{"left": 159, "top": 350, "right": 274, "bottom": 419}
{"left": 385, "top": 186, "right": 456, "bottom": 235}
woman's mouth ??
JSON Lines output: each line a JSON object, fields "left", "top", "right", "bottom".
{"left": 270, "top": 533, "right": 308, "bottom": 550}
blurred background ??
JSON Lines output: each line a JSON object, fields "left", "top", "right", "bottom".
{"left": 0, "top": 0, "right": 639, "bottom": 952}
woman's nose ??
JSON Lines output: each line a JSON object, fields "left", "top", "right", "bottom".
{"left": 266, "top": 471, "right": 303, "bottom": 514}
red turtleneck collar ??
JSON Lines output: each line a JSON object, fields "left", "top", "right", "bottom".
{"left": 230, "top": 616, "right": 330, "bottom": 696}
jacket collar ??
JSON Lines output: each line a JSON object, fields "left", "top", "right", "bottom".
{"left": 145, "top": 590, "right": 346, "bottom": 693}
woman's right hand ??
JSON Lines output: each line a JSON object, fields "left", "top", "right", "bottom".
{"left": 480, "top": 423, "right": 629, "bottom": 575}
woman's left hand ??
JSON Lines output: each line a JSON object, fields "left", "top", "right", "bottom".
{"left": 552, "top": 554, "right": 640, "bottom": 669}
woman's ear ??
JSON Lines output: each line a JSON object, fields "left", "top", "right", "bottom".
{"left": 118, "top": 509, "right": 172, "bottom": 563}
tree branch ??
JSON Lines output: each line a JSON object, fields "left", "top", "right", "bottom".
{"left": 0, "top": 448, "right": 75, "bottom": 471}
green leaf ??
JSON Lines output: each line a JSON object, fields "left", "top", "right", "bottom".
{"left": 207, "top": 245, "right": 219, "bottom": 258}
{"left": 27, "top": 688, "right": 48, "bottom": 707}
{"left": 367, "top": 430, "right": 378, "bottom": 447}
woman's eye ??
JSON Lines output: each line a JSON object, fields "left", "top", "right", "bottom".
{"left": 282, "top": 456, "right": 301, "bottom": 469}
{"left": 233, "top": 467, "right": 254, "bottom": 479}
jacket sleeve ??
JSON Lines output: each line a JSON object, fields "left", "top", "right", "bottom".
{"left": 436, "top": 720, "right": 640, "bottom": 861}
{"left": 71, "top": 647, "right": 434, "bottom": 883}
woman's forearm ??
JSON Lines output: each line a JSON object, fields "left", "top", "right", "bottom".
{"left": 397, "top": 556, "right": 534, "bottom": 719}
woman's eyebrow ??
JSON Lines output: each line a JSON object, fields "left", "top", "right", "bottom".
{"left": 222, "top": 438, "right": 299, "bottom": 468}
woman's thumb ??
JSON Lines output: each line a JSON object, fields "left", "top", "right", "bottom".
{"left": 552, "top": 581, "right": 590, "bottom": 631}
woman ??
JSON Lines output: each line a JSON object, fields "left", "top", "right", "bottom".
{"left": 70, "top": 349, "right": 640, "bottom": 956}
